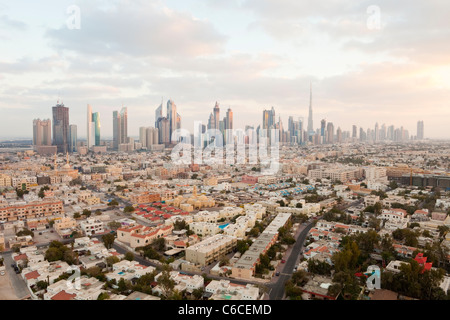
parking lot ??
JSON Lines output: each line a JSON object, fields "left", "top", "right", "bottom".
{"left": 32, "top": 229, "right": 62, "bottom": 244}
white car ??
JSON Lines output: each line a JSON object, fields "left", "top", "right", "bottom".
{"left": 0, "top": 271, "right": 5, "bottom": 276}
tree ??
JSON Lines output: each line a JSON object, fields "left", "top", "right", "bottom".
{"left": 108, "top": 221, "right": 122, "bottom": 230}
{"left": 152, "top": 238, "right": 166, "bottom": 251}
{"left": 124, "top": 206, "right": 135, "bottom": 213}
{"left": 192, "top": 288, "right": 204, "bottom": 300}
{"left": 291, "top": 270, "right": 309, "bottom": 286}
{"left": 95, "top": 209, "right": 102, "bottom": 216}
{"left": 157, "top": 271, "right": 175, "bottom": 299}
{"left": 124, "top": 252, "right": 135, "bottom": 261}
{"left": 108, "top": 199, "right": 119, "bottom": 207}
{"left": 82, "top": 209, "right": 91, "bottom": 218}
{"left": 36, "top": 280, "right": 48, "bottom": 290}
{"left": 102, "top": 233, "right": 116, "bottom": 249}
{"left": 219, "top": 256, "right": 230, "bottom": 267}
{"left": 73, "top": 212, "right": 81, "bottom": 219}
{"left": 16, "top": 228, "right": 34, "bottom": 237}
{"left": 106, "top": 256, "right": 120, "bottom": 268}
{"left": 97, "top": 292, "right": 110, "bottom": 300}
{"left": 236, "top": 240, "right": 250, "bottom": 254}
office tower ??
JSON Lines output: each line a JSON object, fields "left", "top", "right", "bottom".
{"left": 213, "top": 101, "right": 220, "bottom": 130}
{"left": 262, "top": 109, "right": 270, "bottom": 130}
{"left": 326, "top": 122, "right": 334, "bottom": 144}
{"left": 139, "top": 127, "right": 147, "bottom": 148}
{"left": 157, "top": 117, "right": 170, "bottom": 145}
{"left": 155, "top": 100, "right": 163, "bottom": 128}
{"left": 320, "top": 119, "right": 326, "bottom": 140}
{"left": 225, "top": 108, "right": 233, "bottom": 130}
{"left": 417, "top": 121, "right": 424, "bottom": 140}
{"left": 352, "top": 125, "right": 357, "bottom": 139}
{"left": 307, "top": 83, "right": 314, "bottom": 135}
{"left": 33, "top": 119, "right": 52, "bottom": 146}
{"left": 380, "top": 124, "right": 386, "bottom": 141}
{"left": 387, "top": 125, "right": 394, "bottom": 141}
{"left": 167, "top": 99, "right": 177, "bottom": 141}
{"left": 69, "top": 124, "right": 77, "bottom": 152}
{"left": 52, "top": 102, "right": 69, "bottom": 153}
{"left": 92, "top": 112, "right": 100, "bottom": 146}
{"left": 113, "top": 107, "right": 128, "bottom": 150}
{"left": 262, "top": 107, "right": 276, "bottom": 130}
{"left": 360, "top": 128, "right": 366, "bottom": 142}
{"left": 113, "top": 111, "right": 119, "bottom": 150}
{"left": 176, "top": 113, "right": 181, "bottom": 130}
{"left": 336, "top": 127, "right": 342, "bottom": 143}
{"left": 87, "top": 105, "right": 95, "bottom": 148}
{"left": 207, "top": 113, "right": 214, "bottom": 130}
{"left": 374, "top": 123, "right": 379, "bottom": 142}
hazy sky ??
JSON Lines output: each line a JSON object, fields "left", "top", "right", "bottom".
{"left": 1, "top": 0, "right": 449, "bottom": 139}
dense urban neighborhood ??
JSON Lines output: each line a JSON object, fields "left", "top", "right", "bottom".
{"left": 1, "top": 140, "right": 450, "bottom": 300}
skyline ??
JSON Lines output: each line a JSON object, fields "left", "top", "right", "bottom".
{"left": 32, "top": 98, "right": 423, "bottom": 145}
{"left": 1, "top": 1, "right": 450, "bottom": 139}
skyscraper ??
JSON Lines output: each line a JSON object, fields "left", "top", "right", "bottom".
{"left": 307, "top": 83, "right": 314, "bottom": 135}
{"left": 225, "top": 107, "right": 233, "bottom": 130}
{"left": 69, "top": 124, "right": 77, "bottom": 152}
{"left": 213, "top": 102, "right": 220, "bottom": 130}
{"left": 87, "top": 105, "right": 95, "bottom": 149}
{"left": 167, "top": 100, "right": 177, "bottom": 142}
{"left": 113, "top": 107, "right": 128, "bottom": 150}
{"left": 155, "top": 100, "right": 163, "bottom": 128}
{"left": 52, "top": 102, "right": 69, "bottom": 153}
{"left": 33, "top": 119, "right": 52, "bottom": 146}
{"left": 92, "top": 112, "right": 101, "bottom": 146}
{"left": 326, "top": 122, "right": 334, "bottom": 144}
{"left": 417, "top": 121, "right": 424, "bottom": 140}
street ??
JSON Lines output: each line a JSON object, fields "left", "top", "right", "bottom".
{"left": 267, "top": 220, "right": 316, "bottom": 300}
{"left": 1, "top": 252, "right": 30, "bottom": 300}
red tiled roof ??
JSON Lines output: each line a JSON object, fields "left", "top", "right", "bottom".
{"left": 51, "top": 290, "right": 77, "bottom": 300}
{"left": 14, "top": 254, "right": 28, "bottom": 261}
{"left": 25, "top": 270, "right": 40, "bottom": 280}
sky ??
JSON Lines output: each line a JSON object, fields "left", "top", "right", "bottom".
{"left": 1, "top": 0, "right": 450, "bottom": 139}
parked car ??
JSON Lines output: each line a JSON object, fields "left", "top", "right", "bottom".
{"left": 281, "top": 260, "right": 286, "bottom": 263}
{"left": 0, "top": 271, "right": 5, "bottom": 276}
{"left": 275, "top": 272, "right": 280, "bottom": 276}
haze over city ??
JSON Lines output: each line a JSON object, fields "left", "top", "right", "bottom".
{"left": 1, "top": 0, "right": 450, "bottom": 139}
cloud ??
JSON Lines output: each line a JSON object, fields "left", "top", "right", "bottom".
{"left": 0, "top": 14, "right": 27, "bottom": 30}
{"left": 45, "top": 1, "right": 226, "bottom": 58}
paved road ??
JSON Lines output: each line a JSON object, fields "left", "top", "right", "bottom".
{"left": 267, "top": 220, "right": 316, "bottom": 300}
{"left": 1, "top": 252, "right": 30, "bottom": 300}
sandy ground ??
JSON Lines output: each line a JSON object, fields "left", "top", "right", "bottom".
{"left": 0, "top": 272, "right": 19, "bottom": 300}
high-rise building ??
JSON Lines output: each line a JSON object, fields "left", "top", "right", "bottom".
{"left": 155, "top": 100, "right": 163, "bottom": 128}
{"left": 352, "top": 125, "right": 357, "bottom": 139}
{"left": 417, "top": 121, "right": 424, "bottom": 140}
{"left": 69, "top": 124, "right": 77, "bottom": 152}
{"left": 225, "top": 108, "right": 233, "bottom": 130}
{"left": 307, "top": 83, "right": 314, "bottom": 135}
{"left": 320, "top": 119, "right": 326, "bottom": 138}
{"left": 87, "top": 105, "right": 94, "bottom": 148}
{"left": 33, "top": 119, "right": 52, "bottom": 146}
{"left": 52, "top": 102, "right": 69, "bottom": 153}
{"left": 113, "top": 107, "right": 128, "bottom": 150}
{"left": 166, "top": 100, "right": 177, "bottom": 142}
{"left": 213, "top": 101, "right": 220, "bottom": 130}
{"left": 157, "top": 117, "right": 170, "bottom": 146}
{"left": 92, "top": 112, "right": 100, "bottom": 146}
{"left": 326, "top": 122, "right": 334, "bottom": 144}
